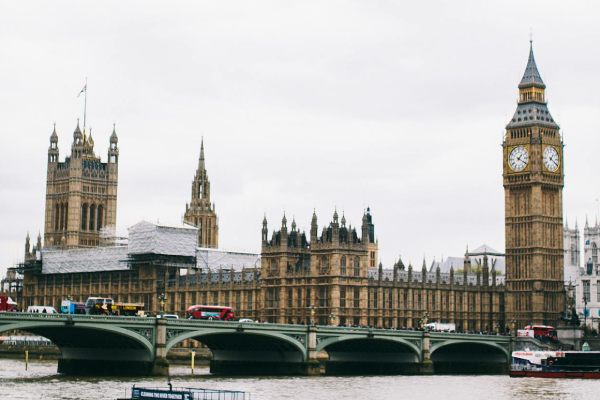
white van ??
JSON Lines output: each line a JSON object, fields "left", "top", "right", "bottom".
{"left": 26, "top": 306, "right": 58, "bottom": 314}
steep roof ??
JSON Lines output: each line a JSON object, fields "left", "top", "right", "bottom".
{"left": 519, "top": 42, "right": 545, "bottom": 89}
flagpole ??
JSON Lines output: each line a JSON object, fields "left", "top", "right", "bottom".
{"left": 83, "top": 77, "right": 88, "bottom": 132}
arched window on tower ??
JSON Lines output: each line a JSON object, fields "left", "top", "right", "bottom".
{"left": 60, "top": 203, "right": 66, "bottom": 231}
{"left": 97, "top": 205, "right": 103, "bottom": 231}
{"left": 81, "top": 204, "right": 88, "bottom": 231}
{"left": 354, "top": 256, "right": 360, "bottom": 277}
{"left": 54, "top": 204, "right": 60, "bottom": 231}
{"left": 593, "top": 243, "right": 598, "bottom": 265}
{"left": 340, "top": 256, "right": 347, "bottom": 276}
{"left": 89, "top": 204, "right": 96, "bottom": 231}
{"left": 198, "top": 219, "right": 202, "bottom": 245}
{"left": 198, "top": 183, "right": 203, "bottom": 198}
{"left": 64, "top": 203, "right": 68, "bottom": 231}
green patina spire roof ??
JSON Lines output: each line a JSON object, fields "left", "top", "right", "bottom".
{"left": 519, "top": 41, "right": 545, "bottom": 89}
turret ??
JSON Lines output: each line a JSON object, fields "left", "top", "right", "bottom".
{"left": 36, "top": 232, "right": 42, "bottom": 251}
{"left": 83, "top": 128, "right": 95, "bottom": 155}
{"left": 71, "top": 120, "right": 83, "bottom": 158}
{"left": 463, "top": 246, "right": 471, "bottom": 273}
{"left": 262, "top": 215, "right": 268, "bottom": 243}
{"left": 280, "top": 213, "right": 288, "bottom": 245}
{"left": 310, "top": 210, "right": 318, "bottom": 241}
{"left": 108, "top": 124, "right": 119, "bottom": 164}
{"left": 361, "top": 210, "right": 369, "bottom": 242}
{"left": 48, "top": 124, "right": 59, "bottom": 163}
{"left": 24, "top": 233, "right": 30, "bottom": 257}
{"left": 482, "top": 254, "right": 489, "bottom": 286}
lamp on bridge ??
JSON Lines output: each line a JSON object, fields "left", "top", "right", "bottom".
{"left": 309, "top": 304, "right": 315, "bottom": 326}
{"left": 420, "top": 311, "right": 429, "bottom": 331}
{"left": 158, "top": 293, "right": 166, "bottom": 317}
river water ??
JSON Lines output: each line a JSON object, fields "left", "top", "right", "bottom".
{"left": 1, "top": 359, "right": 600, "bottom": 400}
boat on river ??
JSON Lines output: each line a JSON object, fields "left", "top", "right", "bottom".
{"left": 119, "top": 384, "right": 250, "bottom": 400}
{"left": 510, "top": 349, "right": 600, "bottom": 379}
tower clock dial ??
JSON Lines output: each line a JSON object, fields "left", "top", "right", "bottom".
{"left": 508, "top": 146, "right": 529, "bottom": 172}
{"left": 543, "top": 146, "right": 560, "bottom": 172}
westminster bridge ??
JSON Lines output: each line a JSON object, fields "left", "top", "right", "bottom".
{"left": 0, "top": 312, "right": 513, "bottom": 376}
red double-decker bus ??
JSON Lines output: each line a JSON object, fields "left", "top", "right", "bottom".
{"left": 524, "top": 325, "right": 558, "bottom": 343}
{"left": 186, "top": 305, "right": 234, "bottom": 321}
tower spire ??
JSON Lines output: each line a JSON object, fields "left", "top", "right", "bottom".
{"left": 199, "top": 137, "right": 205, "bottom": 170}
{"left": 519, "top": 41, "right": 545, "bottom": 89}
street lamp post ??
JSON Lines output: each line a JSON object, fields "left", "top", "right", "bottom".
{"left": 158, "top": 293, "right": 166, "bottom": 317}
{"left": 309, "top": 304, "right": 315, "bottom": 326}
{"left": 583, "top": 295, "right": 589, "bottom": 331}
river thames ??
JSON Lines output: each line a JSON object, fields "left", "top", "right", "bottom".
{"left": 1, "top": 359, "right": 600, "bottom": 400}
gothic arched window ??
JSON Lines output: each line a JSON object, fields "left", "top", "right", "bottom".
{"left": 340, "top": 256, "right": 347, "bottom": 276}
{"left": 89, "top": 204, "right": 96, "bottom": 231}
{"left": 81, "top": 204, "right": 88, "bottom": 230}
{"left": 97, "top": 205, "right": 103, "bottom": 231}
{"left": 354, "top": 256, "right": 360, "bottom": 276}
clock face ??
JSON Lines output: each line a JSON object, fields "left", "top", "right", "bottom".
{"left": 543, "top": 146, "right": 560, "bottom": 172}
{"left": 508, "top": 146, "right": 529, "bottom": 172}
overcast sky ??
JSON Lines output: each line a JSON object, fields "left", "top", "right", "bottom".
{"left": 1, "top": 1, "right": 599, "bottom": 278}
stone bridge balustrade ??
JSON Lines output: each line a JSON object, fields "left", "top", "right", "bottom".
{"left": 0, "top": 313, "right": 512, "bottom": 376}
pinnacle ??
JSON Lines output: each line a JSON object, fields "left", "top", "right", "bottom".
{"left": 519, "top": 41, "right": 545, "bottom": 89}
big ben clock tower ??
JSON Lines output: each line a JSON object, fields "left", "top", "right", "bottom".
{"left": 504, "top": 42, "right": 565, "bottom": 327}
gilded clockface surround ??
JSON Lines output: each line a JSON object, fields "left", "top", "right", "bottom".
{"left": 543, "top": 146, "right": 560, "bottom": 172}
{"left": 508, "top": 145, "right": 529, "bottom": 172}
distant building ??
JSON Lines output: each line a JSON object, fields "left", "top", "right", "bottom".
{"left": 21, "top": 221, "right": 261, "bottom": 317}
{"left": 503, "top": 42, "right": 565, "bottom": 326}
{"left": 183, "top": 139, "right": 219, "bottom": 248}
{"left": 431, "top": 244, "right": 506, "bottom": 275}
{"left": 564, "top": 219, "right": 582, "bottom": 284}
{"left": 43, "top": 122, "right": 119, "bottom": 248}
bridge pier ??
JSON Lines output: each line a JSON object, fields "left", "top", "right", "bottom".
{"left": 419, "top": 332, "right": 434, "bottom": 375}
{"left": 151, "top": 318, "right": 170, "bottom": 376}
{"left": 304, "top": 326, "right": 322, "bottom": 375}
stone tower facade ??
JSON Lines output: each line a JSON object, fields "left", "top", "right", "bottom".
{"left": 260, "top": 209, "right": 378, "bottom": 325}
{"left": 564, "top": 220, "right": 581, "bottom": 269}
{"left": 184, "top": 139, "right": 218, "bottom": 248}
{"left": 584, "top": 218, "right": 600, "bottom": 276}
{"left": 503, "top": 43, "right": 565, "bottom": 327}
{"left": 44, "top": 122, "right": 119, "bottom": 248}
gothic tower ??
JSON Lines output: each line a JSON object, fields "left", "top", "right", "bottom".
{"left": 503, "top": 42, "right": 565, "bottom": 327}
{"left": 183, "top": 139, "right": 219, "bottom": 248}
{"left": 44, "top": 122, "right": 119, "bottom": 248}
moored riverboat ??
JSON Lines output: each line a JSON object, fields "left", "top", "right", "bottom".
{"left": 510, "top": 350, "right": 600, "bottom": 379}
{"left": 118, "top": 384, "right": 250, "bottom": 400}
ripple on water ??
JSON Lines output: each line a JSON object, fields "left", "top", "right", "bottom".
{"left": 2, "top": 360, "right": 600, "bottom": 400}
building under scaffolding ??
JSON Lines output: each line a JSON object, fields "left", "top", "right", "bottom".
{"left": 20, "top": 221, "right": 261, "bottom": 318}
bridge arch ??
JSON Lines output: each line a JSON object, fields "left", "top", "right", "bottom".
{"left": 318, "top": 335, "right": 422, "bottom": 374}
{"left": 0, "top": 321, "right": 154, "bottom": 356}
{"left": 166, "top": 328, "right": 306, "bottom": 358}
{"left": 430, "top": 339, "right": 509, "bottom": 374}
{"left": 167, "top": 328, "right": 307, "bottom": 375}
{"left": 0, "top": 319, "right": 156, "bottom": 375}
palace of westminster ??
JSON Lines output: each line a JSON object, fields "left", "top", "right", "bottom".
{"left": 3, "top": 43, "right": 597, "bottom": 332}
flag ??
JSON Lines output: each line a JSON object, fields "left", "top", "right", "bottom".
{"left": 78, "top": 84, "right": 87, "bottom": 97}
